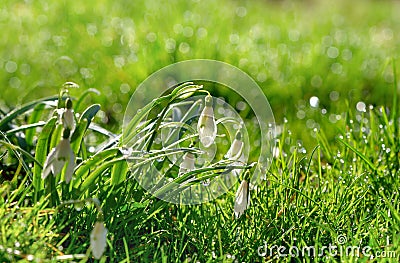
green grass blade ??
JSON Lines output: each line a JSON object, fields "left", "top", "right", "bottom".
{"left": 78, "top": 157, "right": 125, "bottom": 192}
{"left": 337, "top": 137, "right": 377, "bottom": 171}
{"left": 111, "top": 154, "right": 128, "bottom": 186}
{"left": 0, "top": 96, "right": 57, "bottom": 131}
{"left": 73, "top": 148, "right": 119, "bottom": 187}
{"left": 6, "top": 121, "right": 46, "bottom": 135}
{"left": 74, "top": 88, "right": 100, "bottom": 113}
{"left": 33, "top": 117, "right": 57, "bottom": 201}
{"left": 70, "top": 104, "right": 100, "bottom": 153}
{"left": 26, "top": 103, "right": 46, "bottom": 146}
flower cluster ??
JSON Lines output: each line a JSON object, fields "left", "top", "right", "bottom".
{"left": 195, "top": 95, "right": 250, "bottom": 218}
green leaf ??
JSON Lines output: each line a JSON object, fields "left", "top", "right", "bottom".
{"left": 33, "top": 117, "right": 57, "bottom": 201}
{"left": 74, "top": 88, "right": 100, "bottom": 113}
{"left": 0, "top": 96, "right": 58, "bottom": 131}
{"left": 111, "top": 156, "right": 128, "bottom": 186}
{"left": 122, "top": 96, "right": 168, "bottom": 146}
{"left": 70, "top": 104, "right": 100, "bottom": 154}
{"left": 337, "top": 137, "right": 377, "bottom": 171}
{"left": 26, "top": 103, "right": 46, "bottom": 146}
{"left": 170, "top": 82, "right": 202, "bottom": 100}
{"left": 73, "top": 148, "right": 119, "bottom": 187}
{"left": 78, "top": 157, "right": 125, "bottom": 192}
{"left": 6, "top": 121, "right": 46, "bottom": 136}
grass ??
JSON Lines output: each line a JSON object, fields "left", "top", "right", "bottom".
{"left": 1, "top": 0, "right": 400, "bottom": 262}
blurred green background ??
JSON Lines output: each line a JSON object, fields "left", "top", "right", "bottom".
{"left": 1, "top": 0, "right": 399, "bottom": 148}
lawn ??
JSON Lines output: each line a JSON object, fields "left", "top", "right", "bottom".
{"left": 0, "top": 0, "right": 399, "bottom": 262}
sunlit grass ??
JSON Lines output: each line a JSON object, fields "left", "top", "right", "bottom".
{"left": 1, "top": 0, "right": 400, "bottom": 262}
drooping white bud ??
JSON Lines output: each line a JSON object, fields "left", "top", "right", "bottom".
{"left": 234, "top": 180, "right": 250, "bottom": 219}
{"left": 225, "top": 131, "right": 243, "bottom": 160}
{"left": 62, "top": 98, "right": 75, "bottom": 132}
{"left": 179, "top": 152, "right": 195, "bottom": 174}
{"left": 197, "top": 95, "right": 217, "bottom": 147}
{"left": 90, "top": 221, "right": 108, "bottom": 259}
{"left": 42, "top": 138, "right": 75, "bottom": 184}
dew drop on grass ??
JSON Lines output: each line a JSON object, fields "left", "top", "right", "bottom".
{"left": 356, "top": 101, "right": 366, "bottom": 112}
{"left": 236, "top": 6, "right": 247, "bottom": 17}
{"left": 309, "top": 96, "right": 319, "bottom": 108}
{"left": 5, "top": 60, "right": 17, "bottom": 73}
{"left": 74, "top": 202, "right": 84, "bottom": 211}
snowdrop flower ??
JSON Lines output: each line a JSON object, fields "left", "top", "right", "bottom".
{"left": 225, "top": 131, "right": 243, "bottom": 160}
{"left": 226, "top": 130, "right": 246, "bottom": 177}
{"left": 197, "top": 95, "right": 217, "bottom": 147}
{"left": 42, "top": 129, "right": 75, "bottom": 183}
{"left": 234, "top": 180, "right": 250, "bottom": 219}
{"left": 179, "top": 152, "right": 195, "bottom": 174}
{"left": 60, "top": 98, "right": 75, "bottom": 132}
{"left": 90, "top": 221, "right": 108, "bottom": 259}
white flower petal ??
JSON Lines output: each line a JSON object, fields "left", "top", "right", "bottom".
{"left": 226, "top": 139, "right": 243, "bottom": 160}
{"left": 56, "top": 139, "right": 72, "bottom": 160}
{"left": 234, "top": 180, "right": 250, "bottom": 218}
{"left": 197, "top": 96, "right": 217, "bottom": 148}
{"left": 42, "top": 148, "right": 57, "bottom": 179}
{"left": 90, "top": 222, "right": 108, "bottom": 259}
{"left": 179, "top": 153, "right": 195, "bottom": 174}
{"left": 64, "top": 149, "right": 75, "bottom": 184}
{"left": 63, "top": 109, "right": 75, "bottom": 132}
{"left": 51, "top": 158, "right": 64, "bottom": 176}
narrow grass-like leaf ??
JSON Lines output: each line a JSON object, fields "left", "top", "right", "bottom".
{"left": 6, "top": 121, "right": 46, "bottom": 135}
{"left": 78, "top": 157, "right": 125, "bottom": 192}
{"left": 337, "top": 137, "right": 377, "bottom": 171}
{"left": 26, "top": 103, "right": 46, "bottom": 145}
{"left": 70, "top": 104, "right": 100, "bottom": 153}
{"left": 33, "top": 117, "right": 57, "bottom": 200}
{"left": 0, "top": 140, "right": 41, "bottom": 168}
{"left": 0, "top": 96, "right": 58, "bottom": 131}
{"left": 73, "top": 148, "right": 119, "bottom": 187}
{"left": 122, "top": 95, "right": 171, "bottom": 146}
{"left": 74, "top": 88, "right": 100, "bottom": 113}
{"left": 111, "top": 155, "right": 128, "bottom": 186}
{"left": 380, "top": 191, "right": 400, "bottom": 227}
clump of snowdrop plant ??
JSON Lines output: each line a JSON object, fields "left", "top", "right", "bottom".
{"left": 42, "top": 98, "right": 76, "bottom": 184}
{"left": 24, "top": 81, "right": 255, "bottom": 259}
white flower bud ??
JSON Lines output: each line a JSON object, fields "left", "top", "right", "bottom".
{"left": 179, "top": 152, "right": 195, "bottom": 174}
{"left": 234, "top": 180, "right": 250, "bottom": 219}
{"left": 197, "top": 95, "right": 217, "bottom": 147}
{"left": 62, "top": 108, "right": 75, "bottom": 132}
{"left": 225, "top": 131, "right": 243, "bottom": 160}
{"left": 90, "top": 222, "right": 108, "bottom": 259}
